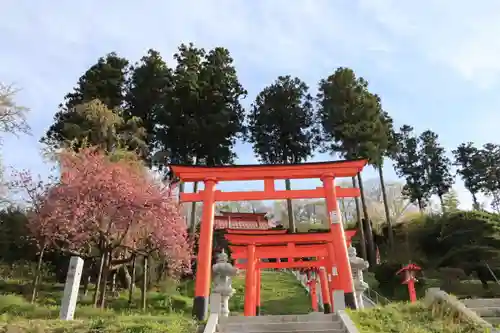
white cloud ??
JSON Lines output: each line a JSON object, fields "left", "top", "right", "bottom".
{"left": 357, "top": 0, "right": 500, "bottom": 86}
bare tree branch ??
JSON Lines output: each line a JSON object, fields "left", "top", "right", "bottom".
{"left": 0, "top": 83, "right": 31, "bottom": 139}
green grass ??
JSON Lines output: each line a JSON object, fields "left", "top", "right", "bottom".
{"left": 5, "top": 269, "right": 488, "bottom": 333}
{"left": 229, "top": 270, "right": 313, "bottom": 315}
{"left": 0, "top": 278, "right": 196, "bottom": 333}
{"left": 0, "top": 270, "right": 311, "bottom": 332}
{"left": 0, "top": 293, "right": 196, "bottom": 333}
{"left": 348, "top": 302, "right": 486, "bottom": 333}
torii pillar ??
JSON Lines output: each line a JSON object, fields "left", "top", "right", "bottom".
{"left": 322, "top": 174, "right": 357, "bottom": 309}
{"left": 193, "top": 177, "right": 217, "bottom": 320}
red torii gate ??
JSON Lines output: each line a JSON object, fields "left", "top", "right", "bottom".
{"left": 227, "top": 229, "right": 357, "bottom": 316}
{"left": 171, "top": 159, "right": 367, "bottom": 320}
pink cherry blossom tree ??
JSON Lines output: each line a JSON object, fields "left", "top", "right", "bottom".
{"left": 27, "top": 147, "right": 192, "bottom": 307}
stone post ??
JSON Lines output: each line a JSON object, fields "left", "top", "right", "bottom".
{"left": 60, "top": 256, "right": 84, "bottom": 320}
{"left": 212, "top": 250, "right": 238, "bottom": 317}
{"left": 347, "top": 246, "right": 369, "bottom": 309}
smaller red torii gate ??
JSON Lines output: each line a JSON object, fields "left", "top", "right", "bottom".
{"left": 226, "top": 230, "right": 357, "bottom": 316}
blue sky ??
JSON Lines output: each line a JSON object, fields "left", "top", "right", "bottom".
{"left": 2, "top": 0, "right": 500, "bottom": 209}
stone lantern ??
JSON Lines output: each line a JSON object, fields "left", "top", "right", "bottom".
{"left": 212, "top": 250, "right": 238, "bottom": 317}
{"left": 347, "top": 246, "right": 369, "bottom": 309}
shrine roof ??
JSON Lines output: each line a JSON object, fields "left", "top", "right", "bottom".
{"left": 213, "top": 218, "right": 270, "bottom": 230}
{"left": 170, "top": 159, "right": 367, "bottom": 182}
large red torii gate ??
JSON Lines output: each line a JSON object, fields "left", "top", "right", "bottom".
{"left": 171, "top": 159, "right": 367, "bottom": 320}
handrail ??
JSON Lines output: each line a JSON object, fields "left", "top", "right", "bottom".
{"left": 203, "top": 294, "right": 221, "bottom": 333}
{"left": 485, "top": 262, "right": 500, "bottom": 285}
{"left": 365, "top": 288, "right": 391, "bottom": 306}
{"left": 338, "top": 310, "right": 360, "bottom": 333}
{"left": 203, "top": 313, "right": 219, "bottom": 333}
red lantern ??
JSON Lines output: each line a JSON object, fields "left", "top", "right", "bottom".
{"left": 396, "top": 263, "right": 421, "bottom": 303}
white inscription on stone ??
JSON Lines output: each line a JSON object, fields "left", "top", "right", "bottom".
{"left": 60, "top": 256, "right": 84, "bottom": 320}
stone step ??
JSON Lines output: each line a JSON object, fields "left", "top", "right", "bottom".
{"left": 218, "top": 321, "right": 343, "bottom": 333}
{"left": 222, "top": 331, "right": 345, "bottom": 333}
{"left": 468, "top": 307, "right": 500, "bottom": 317}
{"left": 219, "top": 313, "right": 338, "bottom": 324}
{"left": 462, "top": 298, "right": 500, "bottom": 308}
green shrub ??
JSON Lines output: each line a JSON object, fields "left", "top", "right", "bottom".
{"left": 348, "top": 301, "right": 484, "bottom": 333}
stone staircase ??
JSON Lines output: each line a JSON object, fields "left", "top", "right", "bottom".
{"left": 216, "top": 313, "right": 355, "bottom": 333}
{"left": 462, "top": 298, "right": 500, "bottom": 326}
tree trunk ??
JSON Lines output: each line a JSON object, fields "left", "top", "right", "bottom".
{"left": 156, "top": 259, "right": 167, "bottom": 284}
{"left": 472, "top": 192, "right": 479, "bottom": 210}
{"left": 439, "top": 194, "right": 446, "bottom": 213}
{"left": 285, "top": 179, "right": 295, "bottom": 233}
{"left": 404, "top": 224, "right": 411, "bottom": 262}
{"left": 111, "top": 271, "right": 117, "bottom": 293}
{"left": 128, "top": 254, "right": 136, "bottom": 306}
{"left": 82, "top": 260, "right": 91, "bottom": 296}
{"left": 93, "top": 250, "right": 106, "bottom": 307}
{"left": 417, "top": 199, "right": 424, "bottom": 214}
{"left": 121, "top": 264, "right": 132, "bottom": 290}
{"left": 340, "top": 199, "right": 349, "bottom": 226}
{"left": 98, "top": 251, "right": 112, "bottom": 309}
{"left": 147, "top": 258, "right": 153, "bottom": 290}
{"left": 352, "top": 177, "right": 367, "bottom": 260}
{"left": 362, "top": 218, "right": 374, "bottom": 263}
{"left": 83, "top": 274, "right": 90, "bottom": 296}
{"left": 31, "top": 244, "right": 46, "bottom": 304}
{"left": 378, "top": 167, "right": 394, "bottom": 251}
{"left": 141, "top": 256, "right": 148, "bottom": 310}
{"left": 189, "top": 181, "right": 199, "bottom": 237}
{"left": 357, "top": 172, "right": 376, "bottom": 266}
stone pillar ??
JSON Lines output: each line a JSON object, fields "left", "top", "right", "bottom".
{"left": 347, "top": 246, "right": 369, "bottom": 309}
{"left": 60, "top": 256, "right": 84, "bottom": 320}
{"left": 212, "top": 250, "right": 238, "bottom": 317}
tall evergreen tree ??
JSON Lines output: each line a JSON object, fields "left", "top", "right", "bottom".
{"left": 452, "top": 142, "right": 484, "bottom": 209}
{"left": 156, "top": 44, "right": 203, "bottom": 167}
{"left": 419, "top": 130, "right": 454, "bottom": 212}
{"left": 317, "top": 67, "right": 389, "bottom": 264}
{"left": 125, "top": 49, "right": 173, "bottom": 163}
{"left": 156, "top": 43, "right": 247, "bottom": 235}
{"left": 393, "top": 125, "right": 431, "bottom": 211}
{"left": 478, "top": 143, "right": 500, "bottom": 212}
{"left": 41, "top": 53, "right": 130, "bottom": 150}
{"left": 247, "top": 75, "right": 317, "bottom": 232}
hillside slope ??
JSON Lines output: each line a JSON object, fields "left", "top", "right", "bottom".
{"left": 229, "top": 270, "right": 313, "bottom": 315}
